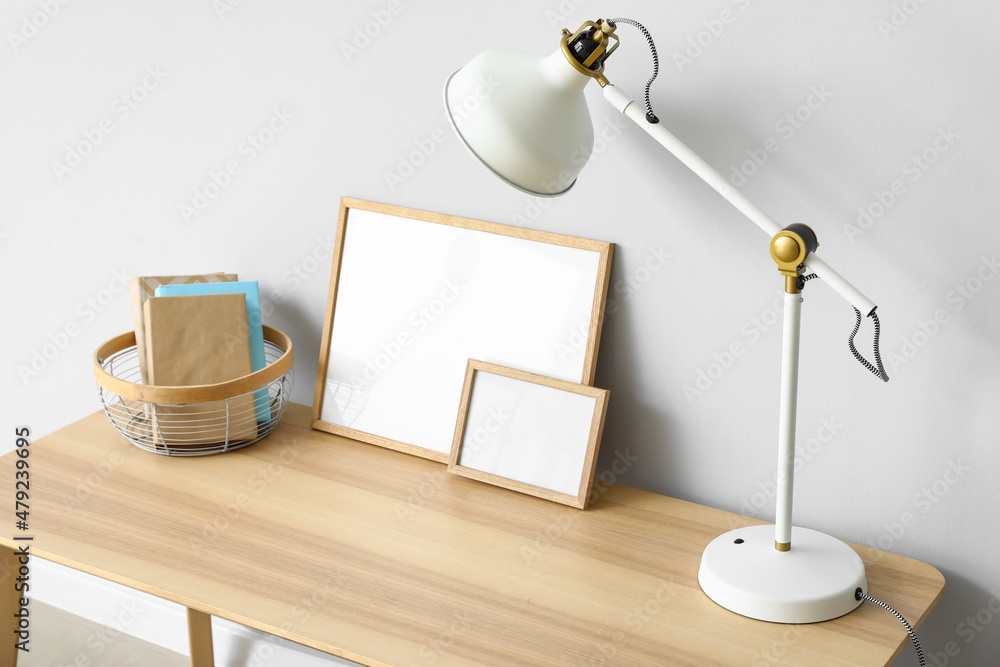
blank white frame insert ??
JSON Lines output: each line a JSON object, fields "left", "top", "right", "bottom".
{"left": 449, "top": 360, "right": 610, "bottom": 509}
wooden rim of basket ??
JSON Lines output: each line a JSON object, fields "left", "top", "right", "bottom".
{"left": 93, "top": 325, "right": 294, "bottom": 404}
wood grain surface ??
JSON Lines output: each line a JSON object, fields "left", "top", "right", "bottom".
{"left": 0, "top": 404, "right": 944, "bottom": 666}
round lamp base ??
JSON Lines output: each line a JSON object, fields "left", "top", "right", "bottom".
{"left": 698, "top": 525, "right": 866, "bottom": 623}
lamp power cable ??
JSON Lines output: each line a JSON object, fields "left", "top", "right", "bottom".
{"left": 798, "top": 273, "right": 889, "bottom": 382}
{"left": 607, "top": 18, "right": 660, "bottom": 123}
{"left": 856, "top": 588, "right": 926, "bottom": 667}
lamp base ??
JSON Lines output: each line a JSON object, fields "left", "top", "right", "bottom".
{"left": 698, "top": 525, "right": 866, "bottom": 623}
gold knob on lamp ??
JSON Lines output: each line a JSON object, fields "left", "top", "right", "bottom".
{"left": 769, "top": 224, "right": 819, "bottom": 294}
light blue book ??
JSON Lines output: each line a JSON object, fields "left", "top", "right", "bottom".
{"left": 155, "top": 281, "right": 269, "bottom": 423}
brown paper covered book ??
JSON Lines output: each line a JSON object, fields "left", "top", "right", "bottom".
{"left": 144, "top": 293, "right": 258, "bottom": 447}
{"left": 130, "top": 273, "right": 238, "bottom": 384}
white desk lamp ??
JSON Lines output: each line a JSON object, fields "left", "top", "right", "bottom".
{"left": 445, "top": 18, "right": 890, "bottom": 624}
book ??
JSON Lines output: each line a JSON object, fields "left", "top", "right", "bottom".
{"left": 155, "top": 281, "right": 269, "bottom": 422}
{"left": 144, "top": 293, "right": 257, "bottom": 447}
{"left": 130, "top": 273, "right": 238, "bottom": 383}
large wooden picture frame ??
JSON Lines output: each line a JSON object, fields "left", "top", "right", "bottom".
{"left": 448, "top": 360, "right": 610, "bottom": 509}
{"left": 312, "top": 197, "right": 613, "bottom": 462}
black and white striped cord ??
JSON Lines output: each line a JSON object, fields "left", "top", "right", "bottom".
{"left": 797, "top": 273, "right": 889, "bottom": 383}
{"left": 608, "top": 18, "right": 660, "bottom": 123}
{"left": 849, "top": 307, "right": 889, "bottom": 382}
{"left": 797, "top": 272, "right": 820, "bottom": 288}
{"left": 856, "top": 589, "right": 926, "bottom": 667}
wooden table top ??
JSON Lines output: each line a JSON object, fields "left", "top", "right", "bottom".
{"left": 0, "top": 404, "right": 944, "bottom": 666}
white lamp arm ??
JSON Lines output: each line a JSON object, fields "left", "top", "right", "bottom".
{"left": 603, "top": 85, "right": 877, "bottom": 316}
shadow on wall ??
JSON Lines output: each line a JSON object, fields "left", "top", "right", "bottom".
{"left": 906, "top": 568, "right": 1000, "bottom": 667}
{"left": 592, "top": 251, "right": 679, "bottom": 498}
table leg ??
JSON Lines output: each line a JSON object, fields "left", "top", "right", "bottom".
{"left": 186, "top": 607, "right": 215, "bottom": 666}
{"left": 1, "top": 544, "right": 24, "bottom": 666}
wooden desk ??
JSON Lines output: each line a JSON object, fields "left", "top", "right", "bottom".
{"left": 0, "top": 404, "right": 943, "bottom": 666}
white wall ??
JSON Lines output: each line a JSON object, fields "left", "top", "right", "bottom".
{"left": 2, "top": 1, "right": 998, "bottom": 665}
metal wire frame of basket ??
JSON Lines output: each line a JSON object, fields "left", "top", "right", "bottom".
{"left": 93, "top": 326, "right": 294, "bottom": 456}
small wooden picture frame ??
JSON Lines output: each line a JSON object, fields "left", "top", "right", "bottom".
{"left": 448, "top": 360, "right": 610, "bottom": 509}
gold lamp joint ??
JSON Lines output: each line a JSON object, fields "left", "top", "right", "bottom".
{"left": 559, "top": 19, "right": 619, "bottom": 87}
{"left": 769, "top": 225, "right": 818, "bottom": 295}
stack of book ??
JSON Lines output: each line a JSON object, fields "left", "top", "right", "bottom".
{"left": 129, "top": 273, "right": 268, "bottom": 448}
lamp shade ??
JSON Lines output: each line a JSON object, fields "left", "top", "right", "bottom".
{"left": 444, "top": 48, "right": 594, "bottom": 196}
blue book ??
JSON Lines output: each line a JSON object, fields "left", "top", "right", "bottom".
{"left": 155, "top": 281, "right": 269, "bottom": 422}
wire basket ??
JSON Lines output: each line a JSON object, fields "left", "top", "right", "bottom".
{"left": 93, "top": 326, "right": 294, "bottom": 456}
